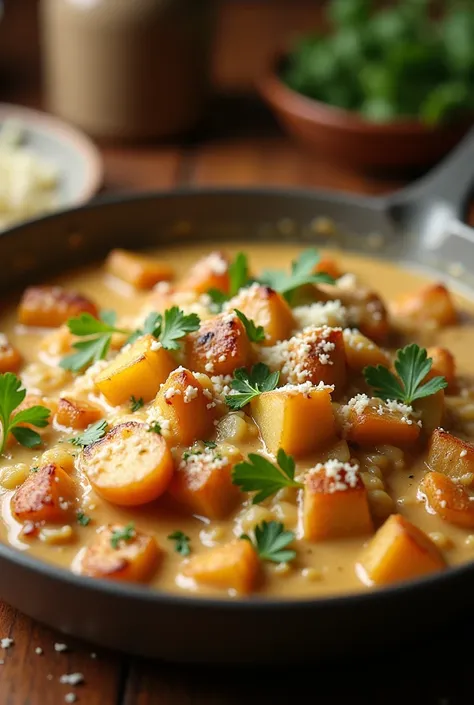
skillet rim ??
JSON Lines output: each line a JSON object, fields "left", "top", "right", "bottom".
{"left": 0, "top": 185, "right": 464, "bottom": 613}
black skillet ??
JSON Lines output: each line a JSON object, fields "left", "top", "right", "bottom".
{"left": 0, "top": 128, "right": 474, "bottom": 665}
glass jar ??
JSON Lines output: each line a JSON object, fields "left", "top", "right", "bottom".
{"left": 40, "top": 0, "right": 216, "bottom": 140}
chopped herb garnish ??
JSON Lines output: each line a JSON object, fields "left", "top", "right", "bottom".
{"left": 364, "top": 343, "right": 448, "bottom": 405}
{"left": 110, "top": 522, "right": 136, "bottom": 549}
{"left": 130, "top": 396, "right": 144, "bottom": 412}
{"left": 69, "top": 419, "right": 108, "bottom": 447}
{"left": 225, "top": 363, "right": 280, "bottom": 410}
{"left": 30, "top": 466, "right": 39, "bottom": 473}
{"left": 129, "top": 307, "right": 200, "bottom": 350}
{"left": 168, "top": 530, "right": 191, "bottom": 556}
{"left": 203, "top": 440, "right": 217, "bottom": 449}
{"left": 242, "top": 520, "right": 296, "bottom": 563}
{"left": 232, "top": 448, "right": 303, "bottom": 503}
{"left": 0, "top": 373, "right": 50, "bottom": 454}
{"left": 207, "top": 289, "right": 229, "bottom": 313}
{"left": 259, "top": 248, "right": 335, "bottom": 304}
{"left": 234, "top": 309, "right": 265, "bottom": 343}
{"left": 60, "top": 311, "right": 126, "bottom": 372}
{"left": 77, "top": 511, "right": 91, "bottom": 527}
{"left": 206, "top": 252, "right": 250, "bottom": 311}
{"left": 147, "top": 422, "right": 162, "bottom": 435}
{"left": 126, "top": 311, "right": 162, "bottom": 345}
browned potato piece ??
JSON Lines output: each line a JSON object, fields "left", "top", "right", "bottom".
{"left": 356, "top": 514, "right": 445, "bottom": 586}
{"left": 105, "top": 249, "right": 174, "bottom": 289}
{"left": 12, "top": 463, "right": 76, "bottom": 523}
{"left": 419, "top": 471, "right": 474, "bottom": 528}
{"left": 0, "top": 337, "right": 22, "bottom": 373}
{"left": 182, "top": 539, "right": 259, "bottom": 594}
{"left": 154, "top": 367, "right": 216, "bottom": 445}
{"left": 39, "top": 325, "right": 73, "bottom": 357}
{"left": 412, "top": 389, "right": 445, "bottom": 437}
{"left": 319, "top": 283, "right": 389, "bottom": 344}
{"left": 185, "top": 312, "right": 251, "bottom": 376}
{"left": 303, "top": 462, "right": 373, "bottom": 540}
{"left": 95, "top": 333, "right": 176, "bottom": 405}
{"left": 426, "top": 346, "right": 456, "bottom": 393}
{"left": 229, "top": 284, "right": 295, "bottom": 346}
{"left": 55, "top": 397, "right": 103, "bottom": 430}
{"left": 18, "top": 286, "right": 98, "bottom": 328}
{"left": 427, "top": 428, "right": 474, "bottom": 485}
{"left": 389, "top": 284, "right": 457, "bottom": 330}
{"left": 183, "top": 251, "right": 230, "bottom": 294}
{"left": 168, "top": 445, "right": 242, "bottom": 519}
{"left": 77, "top": 524, "right": 161, "bottom": 582}
{"left": 345, "top": 398, "right": 420, "bottom": 448}
{"left": 284, "top": 327, "right": 347, "bottom": 393}
{"left": 315, "top": 257, "right": 342, "bottom": 280}
{"left": 251, "top": 385, "right": 336, "bottom": 457}
{"left": 343, "top": 329, "right": 390, "bottom": 372}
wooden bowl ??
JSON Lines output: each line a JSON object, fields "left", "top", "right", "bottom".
{"left": 259, "top": 56, "right": 473, "bottom": 171}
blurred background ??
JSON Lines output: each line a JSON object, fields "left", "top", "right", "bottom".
{"left": 0, "top": 0, "right": 473, "bottom": 227}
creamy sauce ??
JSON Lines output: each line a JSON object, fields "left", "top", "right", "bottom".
{"left": 1, "top": 243, "right": 474, "bottom": 599}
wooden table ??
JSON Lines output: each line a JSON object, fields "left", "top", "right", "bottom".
{"left": 2, "top": 2, "right": 474, "bottom": 703}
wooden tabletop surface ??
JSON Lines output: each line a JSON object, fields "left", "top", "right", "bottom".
{"left": 1, "top": 2, "right": 474, "bottom": 703}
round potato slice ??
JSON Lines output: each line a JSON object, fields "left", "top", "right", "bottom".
{"left": 80, "top": 421, "right": 174, "bottom": 506}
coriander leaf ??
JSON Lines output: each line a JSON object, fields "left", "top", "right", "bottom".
{"left": 225, "top": 363, "right": 280, "bottom": 410}
{"left": 67, "top": 312, "right": 123, "bottom": 337}
{"left": 148, "top": 422, "right": 162, "bottom": 435}
{"left": 203, "top": 440, "right": 217, "bottom": 449}
{"left": 168, "top": 530, "right": 191, "bottom": 557}
{"left": 259, "top": 248, "right": 335, "bottom": 304}
{"left": 159, "top": 307, "right": 200, "bottom": 351}
{"left": 10, "top": 426, "right": 42, "bottom": 448}
{"left": 364, "top": 343, "right": 448, "bottom": 405}
{"left": 0, "top": 373, "right": 51, "bottom": 454}
{"left": 99, "top": 309, "right": 117, "bottom": 327}
{"left": 70, "top": 419, "right": 108, "bottom": 447}
{"left": 229, "top": 252, "right": 249, "bottom": 296}
{"left": 232, "top": 450, "right": 302, "bottom": 503}
{"left": 110, "top": 522, "right": 135, "bottom": 549}
{"left": 207, "top": 288, "right": 229, "bottom": 313}
{"left": 128, "top": 311, "right": 163, "bottom": 344}
{"left": 234, "top": 309, "right": 265, "bottom": 343}
{"left": 130, "top": 396, "right": 144, "bottom": 412}
{"left": 243, "top": 520, "right": 296, "bottom": 564}
{"left": 77, "top": 510, "right": 91, "bottom": 527}
{"left": 61, "top": 310, "right": 126, "bottom": 373}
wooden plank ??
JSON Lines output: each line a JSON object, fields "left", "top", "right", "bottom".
{"left": 0, "top": 602, "right": 124, "bottom": 705}
{"left": 101, "top": 147, "right": 183, "bottom": 194}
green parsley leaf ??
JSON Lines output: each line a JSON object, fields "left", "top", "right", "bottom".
{"left": 232, "top": 448, "right": 303, "bottom": 503}
{"left": 127, "top": 311, "right": 162, "bottom": 345}
{"left": 130, "top": 396, "right": 144, "bottom": 412}
{"left": 206, "top": 288, "right": 229, "bottom": 313}
{"left": 203, "top": 440, "right": 217, "bottom": 449}
{"left": 30, "top": 466, "right": 39, "bottom": 473}
{"left": 234, "top": 309, "right": 265, "bottom": 343}
{"left": 206, "top": 252, "right": 250, "bottom": 311}
{"left": 159, "top": 306, "right": 200, "bottom": 350}
{"left": 259, "top": 248, "right": 335, "bottom": 304}
{"left": 148, "top": 421, "right": 162, "bottom": 435}
{"left": 167, "top": 530, "right": 191, "bottom": 556}
{"left": 0, "top": 373, "right": 51, "bottom": 455}
{"left": 77, "top": 510, "right": 91, "bottom": 527}
{"left": 225, "top": 363, "right": 280, "bottom": 410}
{"left": 364, "top": 343, "right": 448, "bottom": 405}
{"left": 69, "top": 419, "right": 108, "bottom": 447}
{"left": 60, "top": 311, "right": 126, "bottom": 372}
{"left": 110, "top": 522, "right": 136, "bottom": 549}
{"left": 242, "top": 520, "right": 296, "bottom": 563}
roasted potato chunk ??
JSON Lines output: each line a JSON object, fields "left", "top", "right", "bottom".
{"left": 356, "top": 513, "right": 445, "bottom": 586}
{"left": 303, "top": 461, "right": 373, "bottom": 540}
{"left": 427, "top": 428, "right": 474, "bottom": 485}
{"left": 168, "top": 445, "right": 242, "bottom": 519}
{"left": 315, "top": 257, "right": 342, "bottom": 280}
{"left": 0, "top": 337, "right": 22, "bottom": 373}
{"left": 18, "top": 286, "right": 98, "bottom": 328}
{"left": 105, "top": 248, "right": 174, "bottom": 289}
{"left": 426, "top": 346, "right": 456, "bottom": 393}
{"left": 389, "top": 283, "right": 457, "bottom": 330}
{"left": 185, "top": 312, "right": 251, "bottom": 376}
{"left": 39, "top": 325, "right": 73, "bottom": 358}
{"left": 419, "top": 471, "right": 474, "bottom": 528}
{"left": 412, "top": 389, "right": 445, "bottom": 437}
{"left": 55, "top": 397, "right": 103, "bottom": 430}
{"left": 95, "top": 333, "right": 176, "bottom": 405}
{"left": 284, "top": 326, "right": 347, "bottom": 392}
{"left": 154, "top": 367, "right": 216, "bottom": 445}
{"left": 229, "top": 284, "right": 294, "bottom": 346}
{"left": 77, "top": 524, "right": 161, "bottom": 582}
{"left": 12, "top": 463, "right": 76, "bottom": 523}
{"left": 344, "top": 397, "right": 420, "bottom": 448}
{"left": 81, "top": 421, "right": 174, "bottom": 506}
{"left": 182, "top": 539, "right": 259, "bottom": 594}
{"left": 183, "top": 251, "right": 230, "bottom": 294}
{"left": 320, "top": 282, "right": 389, "bottom": 343}
{"left": 343, "top": 329, "right": 390, "bottom": 372}
{"left": 251, "top": 384, "right": 336, "bottom": 457}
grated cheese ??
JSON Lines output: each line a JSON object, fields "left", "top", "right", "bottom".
{"left": 308, "top": 459, "right": 360, "bottom": 493}
{"left": 292, "top": 300, "right": 348, "bottom": 331}
{"left": 183, "top": 385, "right": 199, "bottom": 403}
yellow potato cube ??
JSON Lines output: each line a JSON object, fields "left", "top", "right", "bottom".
{"left": 183, "top": 539, "right": 259, "bottom": 594}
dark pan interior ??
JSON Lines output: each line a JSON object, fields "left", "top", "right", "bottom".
{"left": 1, "top": 188, "right": 474, "bottom": 664}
